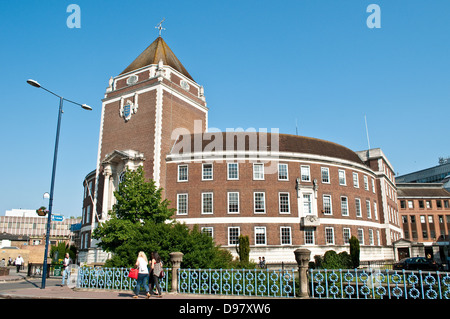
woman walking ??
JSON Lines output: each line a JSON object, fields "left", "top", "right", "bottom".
{"left": 150, "top": 251, "right": 163, "bottom": 298}
{"left": 133, "top": 251, "right": 150, "bottom": 299}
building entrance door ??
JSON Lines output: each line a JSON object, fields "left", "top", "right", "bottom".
{"left": 397, "top": 247, "right": 409, "bottom": 260}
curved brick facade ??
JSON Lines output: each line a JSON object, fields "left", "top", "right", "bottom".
{"left": 166, "top": 133, "right": 401, "bottom": 263}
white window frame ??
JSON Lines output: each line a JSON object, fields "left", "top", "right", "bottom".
{"left": 227, "top": 192, "right": 240, "bottom": 214}
{"left": 278, "top": 163, "right": 289, "bottom": 181}
{"left": 355, "top": 198, "right": 362, "bottom": 217}
{"left": 343, "top": 228, "right": 351, "bottom": 245}
{"left": 325, "top": 227, "right": 335, "bottom": 245}
{"left": 177, "top": 164, "right": 188, "bottom": 182}
{"left": 254, "top": 192, "right": 266, "bottom": 214}
{"left": 339, "top": 169, "right": 346, "bottom": 185}
{"left": 201, "top": 227, "right": 214, "bottom": 238}
{"left": 341, "top": 196, "right": 349, "bottom": 216}
{"left": 279, "top": 192, "right": 290, "bottom": 214}
{"left": 366, "top": 199, "right": 371, "bottom": 218}
{"left": 321, "top": 167, "right": 330, "bottom": 183}
{"left": 301, "top": 165, "right": 311, "bottom": 182}
{"left": 364, "top": 175, "right": 369, "bottom": 191}
{"left": 353, "top": 172, "right": 359, "bottom": 188}
{"left": 228, "top": 227, "right": 240, "bottom": 246}
{"left": 253, "top": 163, "right": 265, "bottom": 180}
{"left": 304, "top": 228, "right": 315, "bottom": 245}
{"left": 202, "top": 163, "right": 213, "bottom": 181}
{"left": 373, "top": 202, "right": 378, "bottom": 220}
{"left": 372, "top": 178, "right": 376, "bottom": 193}
{"left": 227, "top": 163, "right": 239, "bottom": 180}
{"left": 358, "top": 228, "right": 364, "bottom": 245}
{"left": 201, "top": 192, "right": 213, "bottom": 214}
{"left": 255, "top": 226, "right": 267, "bottom": 245}
{"left": 177, "top": 193, "right": 188, "bottom": 215}
{"left": 303, "top": 193, "right": 313, "bottom": 215}
{"left": 280, "top": 227, "right": 292, "bottom": 245}
{"left": 369, "top": 229, "right": 374, "bottom": 245}
{"left": 323, "top": 195, "right": 332, "bottom": 215}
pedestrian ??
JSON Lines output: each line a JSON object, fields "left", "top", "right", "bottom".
{"left": 61, "top": 253, "right": 72, "bottom": 286}
{"left": 150, "top": 251, "right": 163, "bottom": 298}
{"left": 133, "top": 251, "right": 150, "bottom": 299}
{"left": 261, "top": 256, "right": 266, "bottom": 269}
{"left": 15, "top": 255, "right": 24, "bottom": 273}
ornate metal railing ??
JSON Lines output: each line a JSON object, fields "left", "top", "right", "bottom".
{"left": 309, "top": 268, "right": 450, "bottom": 299}
{"left": 77, "top": 266, "right": 171, "bottom": 292}
{"left": 178, "top": 268, "right": 296, "bottom": 298}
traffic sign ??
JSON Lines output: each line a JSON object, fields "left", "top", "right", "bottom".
{"left": 51, "top": 214, "right": 65, "bottom": 222}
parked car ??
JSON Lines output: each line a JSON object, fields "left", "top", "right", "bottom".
{"left": 393, "top": 257, "right": 441, "bottom": 271}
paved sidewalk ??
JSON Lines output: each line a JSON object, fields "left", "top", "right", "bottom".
{"left": 0, "top": 267, "right": 28, "bottom": 283}
{"left": 0, "top": 284, "right": 228, "bottom": 299}
{"left": 0, "top": 269, "right": 270, "bottom": 300}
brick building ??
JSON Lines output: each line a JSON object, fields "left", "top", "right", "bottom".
{"left": 397, "top": 183, "right": 450, "bottom": 263}
{"left": 79, "top": 36, "right": 401, "bottom": 265}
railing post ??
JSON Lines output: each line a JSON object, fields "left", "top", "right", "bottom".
{"left": 294, "top": 248, "right": 311, "bottom": 298}
{"left": 169, "top": 252, "right": 183, "bottom": 293}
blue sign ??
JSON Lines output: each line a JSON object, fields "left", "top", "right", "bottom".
{"left": 52, "top": 214, "right": 65, "bottom": 222}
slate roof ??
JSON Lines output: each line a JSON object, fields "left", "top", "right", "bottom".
{"left": 397, "top": 183, "right": 450, "bottom": 198}
{"left": 169, "top": 132, "right": 365, "bottom": 164}
{"left": 120, "top": 37, "right": 194, "bottom": 81}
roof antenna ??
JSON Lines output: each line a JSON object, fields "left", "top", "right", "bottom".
{"left": 156, "top": 18, "right": 166, "bottom": 37}
{"left": 365, "top": 114, "right": 371, "bottom": 157}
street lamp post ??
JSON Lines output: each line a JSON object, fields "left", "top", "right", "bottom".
{"left": 26, "top": 79, "right": 91, "bottom": 289}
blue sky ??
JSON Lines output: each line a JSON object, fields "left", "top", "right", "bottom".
{"left": 1, "top": 0, "right": 449, "bottom": 217}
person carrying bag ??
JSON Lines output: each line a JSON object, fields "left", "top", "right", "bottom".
{"left": 133, "top": 251, "right": 150, "bottom": 299}
{"left": 150, "top": 251, "right": 163, "bottom": 298}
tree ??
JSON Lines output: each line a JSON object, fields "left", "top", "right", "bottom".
{"left": 349, "top": 236, "right": 360, "bottom": 268}
{"left": 112, "top": 166, "right": 174, "bottom": 223}
{"left": 50, "top": 242, "right": 77, "bottom": 263}
{"left": 92, "top": 166, "right": 231, "bottom": 269}
{"left": 236, "top": 235, "right": 250, "bottom": 264}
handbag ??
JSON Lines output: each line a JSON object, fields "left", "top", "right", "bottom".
{"left": 159, "top": 269, "right": 165, "bottom": 278}
{"left": 128, "top": 268, "right": 139, "bottom": 279}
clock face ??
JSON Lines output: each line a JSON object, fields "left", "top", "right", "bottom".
{"left": 180, "top": 80, "right": 190, "bottom": 91}
{"left": 127, "top": 75, "right": 138, "bottom": 85}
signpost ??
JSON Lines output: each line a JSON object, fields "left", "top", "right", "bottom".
{"left": 51, "top": 214, "right": 64, "bottom": 222}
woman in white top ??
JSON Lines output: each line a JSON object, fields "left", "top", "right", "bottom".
{"left": 133, "top": 251, "right": 150, "bottom": 298}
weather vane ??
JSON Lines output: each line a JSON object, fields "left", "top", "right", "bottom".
{"left": 156, "top": 18, "right": 166, "bottom": 36}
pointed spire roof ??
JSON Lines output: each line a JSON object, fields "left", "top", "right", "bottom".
{"left": 120, "top": 37, "right": 194, "bottom": 81}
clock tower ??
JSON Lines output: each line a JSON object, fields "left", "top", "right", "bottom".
{"left": 80, "top": 36, "right": 208, "bottom": 264}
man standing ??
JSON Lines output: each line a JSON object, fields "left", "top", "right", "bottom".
{"left": 15, "top": 255, "right": 24, "bottom": 273}
{"left": 61, "top": 253, "right": 72, "bottom": 286}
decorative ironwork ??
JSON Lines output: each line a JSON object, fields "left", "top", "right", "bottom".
{"left": 77, "top": 267, "right": 171, "bottom": 292}
{"left": 178, "top": 268, "right": 296, "bottom": 298}
{"left": 309, "top": 268, "right": 450, "bottom": 300}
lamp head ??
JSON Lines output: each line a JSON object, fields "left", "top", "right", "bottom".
{"left": 81, "top": 104, "right": 92, "bottom": 111}
{"left": 27, "top": 79, "right": 41, "bottom": 88}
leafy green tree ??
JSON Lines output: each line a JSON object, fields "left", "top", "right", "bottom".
{"left": 349, "top": 236, "right": 360, "bottom": 268}
{"left": 236, "top": 235, "right": 250, "bottom": 264}
{"left": 92, "top": 166, "right": 232, "bottom": 269}
{"left": 112, "top": 166, "right": 174, "bottom": 223}
{"left": 50, "top": 242, "right": 77, "bottom": 263}
{"left": 316, "top": 250, "right": 352, "bottom": 269}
